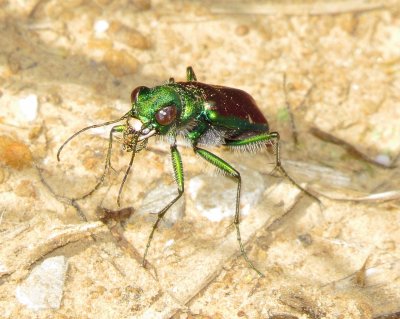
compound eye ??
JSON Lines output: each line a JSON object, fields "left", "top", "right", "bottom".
{"left": 131, "top": 86, "right": 148, "bottom": 104}
{"left": 154, "top": 105, "right": 177, "bottom": 125}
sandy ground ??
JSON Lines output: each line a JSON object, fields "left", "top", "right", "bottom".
{"left": 0, "top": 0, "right": 400, "bottom": 318}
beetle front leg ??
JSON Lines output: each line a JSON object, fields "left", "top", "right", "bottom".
{"left": 142, "top": 144, "right": 184, "bottom": 267}
{"left": 194, "top": 146, "right": 264, "bottom": 277}
{"left": 75, "top": 124, "right": 125, "bottom": 200}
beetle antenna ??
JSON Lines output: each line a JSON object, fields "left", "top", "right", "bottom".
{"left": 57, "top": 112, "right": 130, "bottom": 161}
{"left": 117, "top": 132, "right": 140, "bottom": 207}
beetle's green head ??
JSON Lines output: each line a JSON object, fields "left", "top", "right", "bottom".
{"left": 129, "top": 85, "right": 182, "bottom": 138}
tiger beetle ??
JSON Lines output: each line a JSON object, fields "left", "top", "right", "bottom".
{"left": 57, "top": 66, "right": 319, "bottom": 277}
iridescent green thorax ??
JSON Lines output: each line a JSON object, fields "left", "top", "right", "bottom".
{"left": 167, "top": 83, "right": 205, "bottom": 124}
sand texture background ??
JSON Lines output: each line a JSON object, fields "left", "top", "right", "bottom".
{"left": 0, "top": 0, "right": 400, "bottom": 318}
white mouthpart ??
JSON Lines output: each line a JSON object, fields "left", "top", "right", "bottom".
{"left": 128, "top": 118, "right": 143, "bottom": 132}
{"left": 127, "top": 117, "right": 156, "bottom": 141}
{"left": 139, "top": 130, "right": 156, "bottom": 141}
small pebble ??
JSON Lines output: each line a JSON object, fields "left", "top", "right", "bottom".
{"left": 110, "top": 287, "right": 121, "bottom": 298}
{"left": 0, "top": 261, "right": 8, "bottom": 274}
{"left": 365, "top": 267, "right": 380, "bottom": 278}
{"left": 29, "top": 125, "right": 43, "bottom": 140}
{"left": 164, "top": 239, "right": 175, "bottom": 248}
{"left": 375, "top": 154, "right": 391, "bottom": 167}
{"left": 378, "top": 240, "right": 396, "bottom": 251}
{"left": 94, "top": 20, "right": 109, "bottom": 34}
{"left": 15, "top": 180, "right": 37, "bottom": 198}
{"left": 0, "top": 136, "right": 33, "bottom": 170}
{"left": 104, "top": 50, "right": 138, "bottom": 77}
{"left": 297, "top": 233, "right": 313, "bottom": 247}
{"left": 15, "top": 256, "right": 68, "bottom": 311}
{"left": 131, "top": 0, "right": 151, "bottom": 10}
{"left": 18, "top": 94, "right": 38, "bottom": 121}
{"left": 235, "top": 25, "right": 249, "bottom": 36}
{"left": 109, "top": 22, "right": 150, "bottom": 50}
{"left": 88, "top": 37, "right": 113, "bottom": 51}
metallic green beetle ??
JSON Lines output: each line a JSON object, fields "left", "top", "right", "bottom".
{"left": 57, "top": 67, "right": 318, "bottom": 276}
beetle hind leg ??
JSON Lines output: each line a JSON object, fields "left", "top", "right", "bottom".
{"left": 226, "top": 132, "right": 321, "bottom": 206}
{"left": 269, "top": 132, "right": 322, "bottom": 206}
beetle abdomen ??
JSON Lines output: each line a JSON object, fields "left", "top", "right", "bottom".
{"left": 179, "top": 82, "right": 268, "bottom": 126}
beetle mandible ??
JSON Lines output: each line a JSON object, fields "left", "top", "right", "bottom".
{"left": 57, "top": 66, "right": 319, "bottom": 276}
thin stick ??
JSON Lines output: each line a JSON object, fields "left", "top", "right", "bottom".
{"left": 283, "top": 73, "right": 314, "bottom": 146}
{"left": 309, "top": 126, "right": 396, "bottom": 169}
{"left": 283, "top": 73, "right": 298, "bottom": 145}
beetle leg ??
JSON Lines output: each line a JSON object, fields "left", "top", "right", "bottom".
{"left": 169, "top": 77, "right": 175, "bottom": 83}
{"left": 186, "top": 66, "right": 197, "bottom": 82}
{"left": 226, "top": 133, "right": 321, "bottom": 205}
{"left": 117, "top": 133, "right": 139, "bottom": 207}
{"left": 194, "top": 146, "right": 264, "bottom": 277}
{"left": 268, "top": 132, "right": 321, "bottom": 206}
{"left": 142, "top": 144, "right": 184, "bottom": 267}
{"left": 74, "top": 125, "right": 125, "bottom": 200}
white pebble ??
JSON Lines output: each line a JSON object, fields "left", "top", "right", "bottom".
{"left": 94, "top": 20, "right": 109, "bottom": 33}
{"left": 164, "top": 239, "right": 175, "bottom": 248}
{"left": 18, "top": 94, "right": 38, "bottom": 121}
{"left": 0, "top": 261, "right": 8, "bottom": 274}
{"left": 365, "top": 267, "right": 379, "bottom": 276}
{"left": 375, "top": 154, "right": 391, "bottom": 166}
{"left": 15, "top": 256, "right": 68, "bottom": 311}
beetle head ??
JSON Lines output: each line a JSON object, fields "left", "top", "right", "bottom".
{"left": 129, "top": 85, "right": 182, "bottom": 139}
